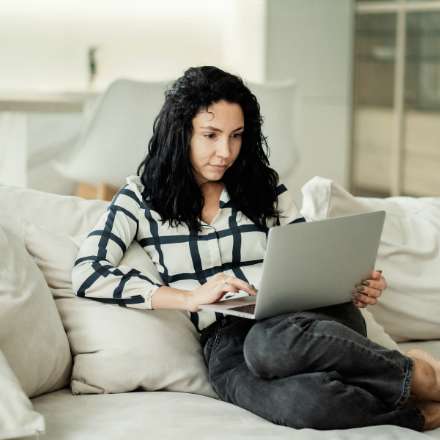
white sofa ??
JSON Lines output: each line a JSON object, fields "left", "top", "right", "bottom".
{"left": 1, "top": 177, "right": 440, "bottom": 440}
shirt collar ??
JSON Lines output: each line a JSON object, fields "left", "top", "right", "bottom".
{"left": 219, "top": 186, "right": 231, "bottom": 208}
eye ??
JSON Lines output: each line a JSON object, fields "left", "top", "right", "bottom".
{"left": 233, "top": 132, "right": 243, "bottom": 138}
{"left": 203, "top": 133, "right": 216, "bottom": 139}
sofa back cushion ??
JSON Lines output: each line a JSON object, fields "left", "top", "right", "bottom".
{"left": 0, "top": 224, "right": 72, "bottom": 398}
{"left": 1, "top": 184, "right": 217, "bottom": 398}
{"left": 0, "top": 184, "right": 107, "bottom": 239}
{"left": 24, "top": 221, "right": 216, "bottom": 397}
{"left": 301, "top": 176, "right": 440, "bottom": 342}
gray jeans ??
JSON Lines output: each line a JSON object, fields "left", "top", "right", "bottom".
{"left": 200, "top": 302, "right": 425, "bottom": 430}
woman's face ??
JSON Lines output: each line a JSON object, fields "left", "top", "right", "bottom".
{"left": 189, "top": 100, "right": 244, "bottom": 186}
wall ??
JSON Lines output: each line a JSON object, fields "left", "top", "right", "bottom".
{"left": 0, "top": 1, "right": 354, "bottom": 199}
{"left": 264, "top": 0, "right": 354, "bottom": 198}
{"left": 0, "top": 1, "right": 229, "bottom": 93}
{"left": 221, "top": 0, "right": 266, "bottom": 83}
{"left": 0, "top": 0, "right": 235, "bottom": 192}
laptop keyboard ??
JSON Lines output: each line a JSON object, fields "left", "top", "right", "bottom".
{"left": 229, "top": 304, "right": 256, "bottom": 314}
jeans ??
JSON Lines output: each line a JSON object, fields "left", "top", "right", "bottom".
{"left": 200, "top": 302, "right": 425, "bottom": 431}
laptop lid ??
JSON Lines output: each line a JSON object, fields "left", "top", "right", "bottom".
{"left": 254, "top": 211, "right": 385, "bottom": 320}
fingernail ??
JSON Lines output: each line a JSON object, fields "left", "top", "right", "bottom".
{"left": 377, "top": 270, "right": 383, "bottom": 274}
{"left": 357, "top": 286, "right": 365, "bottom": 293}
{"left": 362, "top": 281, "right": 370, "bottom": 287}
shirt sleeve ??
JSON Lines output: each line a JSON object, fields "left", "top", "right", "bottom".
{"left": 71, "top": 182, "right": 163, "bottom": 309}
{"left": 270, "top": 182, "right": 306, "bottom": 227}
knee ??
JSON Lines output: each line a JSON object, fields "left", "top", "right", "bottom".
{"left": 243, "top": 316, "right": 314, "bottom": 379}
{"left": 314, "top": 318, "right": 364, "bottom": 342}
{"left": 243, "top": 323, "right": 266, "bottom": 377}
{"left": 243, "top": 321, "right": 283, "bottom": 378}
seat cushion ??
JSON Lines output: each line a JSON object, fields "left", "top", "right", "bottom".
{"left": 32, "top": 386, "right": 439, "bottom": 440}
{"left": 398, "top": 340, "right": 440, "bottom": 359}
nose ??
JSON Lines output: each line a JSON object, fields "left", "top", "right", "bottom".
{"left": 215, "top": 137, "right": 233, "bottom": 161}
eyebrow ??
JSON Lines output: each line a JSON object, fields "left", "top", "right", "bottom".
{"left": 200, "top": 125, "right": 244, "bottom": 132}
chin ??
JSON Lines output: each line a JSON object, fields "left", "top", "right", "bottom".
{"left": 206, "top": 171, "right": 225, "bottom": 180}
{"left": 204, "top": 176, "right": 223, "bottom": 183}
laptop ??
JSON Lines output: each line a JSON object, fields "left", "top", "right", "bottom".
{"left": 199, "top": 211, "right": 385, "bottom": 320}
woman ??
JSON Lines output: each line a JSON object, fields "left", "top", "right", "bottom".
{"left": 72, "top": 66, "right": 440, "bottom": 431}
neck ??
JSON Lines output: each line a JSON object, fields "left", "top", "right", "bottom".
{"left": 200, "top": 181, "right": 224, "bottom": 197}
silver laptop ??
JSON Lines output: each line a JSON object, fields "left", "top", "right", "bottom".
{"left": 199, "top": 211, "right": 385, "bottom": 320}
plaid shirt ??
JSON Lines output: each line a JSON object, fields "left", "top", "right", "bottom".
{"left": 72, "top": 175, "right": 305, "bottom": 332}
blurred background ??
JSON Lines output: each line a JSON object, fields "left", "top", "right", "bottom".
{"left": 0, "top": 0, "right": 439, "bottom": 202}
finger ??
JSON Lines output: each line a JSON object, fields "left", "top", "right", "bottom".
{"left": 226, "top": 277, "right": 257, "bottom": 295}
{"left": 217, "top": 279, "right": 237, "bottom": 291}
{"left": 220, "top": 289, "right": 239, "bottom": 301}
{"left": 360, "top": 295, "right": 378, "bottom": 305}
{"left": 356, "top": 285, "right": 382, "bottom": 298}
{"left": 359, "top": 279, "right": 386, "bottom": 291}
{"left": 352, "top": 286, "right": 379, "bottom": 301}
{"left": 354, "top": 292, "right": 378, "bottom": 305}
{"left": 216, "top": 286, "right": 237, "bottom": 301}
{"left": 371, "top": 270, "right": 383, "bottom": 280}
{"left": 215, "top": 274, "right": 257, "bottom": 295}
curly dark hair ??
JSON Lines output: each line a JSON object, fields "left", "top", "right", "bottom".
{"left": 136, "top": 65, "right": 281, "bottom": 232}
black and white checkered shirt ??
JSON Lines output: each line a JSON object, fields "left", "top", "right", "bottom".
{"left": 72, "top": 175, "right": 305, "bottom": 332}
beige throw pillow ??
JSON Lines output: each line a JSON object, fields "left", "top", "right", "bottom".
{"left": 0, "top": 224, "right": 72, "bottom": 398}
{"left": 0, "top": 350, "right": 45, "bottom": 440}
{"left": 301, "top": 176, "right": 440, "bottom": 342}
{"left": 24, "top": 221, "right": 218, "bottom": 398}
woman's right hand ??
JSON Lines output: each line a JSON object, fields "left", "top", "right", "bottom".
{"left": 187, "top": 273, "right": 257, "bottom": 312}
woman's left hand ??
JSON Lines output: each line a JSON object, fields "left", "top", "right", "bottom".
{"left": 352, "top": 270, "right": 387, "bottom": 308}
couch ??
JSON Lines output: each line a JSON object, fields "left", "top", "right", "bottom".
{"left": 1, "top": 176, "right": 440, "bottom": 440}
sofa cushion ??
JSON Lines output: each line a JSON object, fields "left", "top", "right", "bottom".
{"left": 32, "top": 386, "right": 439, "bottom": 440}
{"left": 0, "top": 224, "right": 71, "bottom": 398}
{"left": 24, "top": 222, "right": 217, "bottom": 398}
{"left": 0, "top": 350, "right": 45, "bottom": 440}
{"left": 359, "top": 309, "right": 399, "bottom": 351}
{"left": 0, "top": 186, "right": 107, "bottom": 239}
{"left": 301, "top": 176, "right": 440, "bottom": 342}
